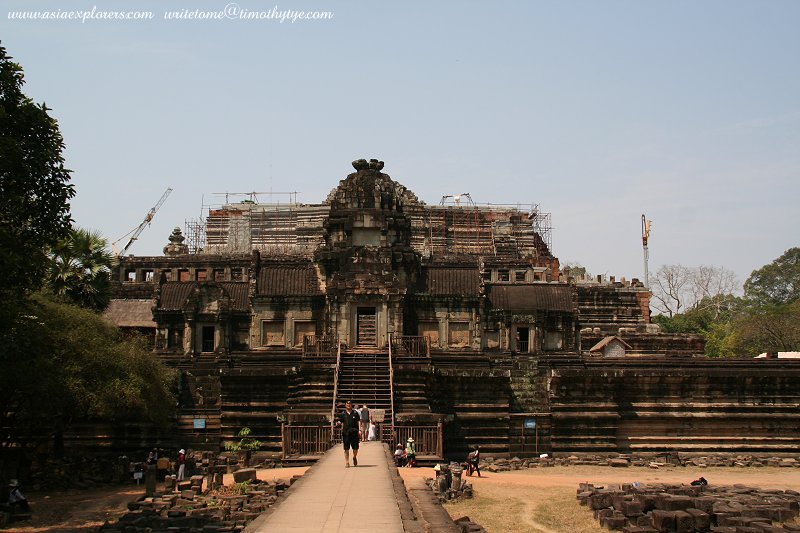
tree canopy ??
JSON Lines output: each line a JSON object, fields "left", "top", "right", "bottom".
{"left": 0, "top": 293, "right": 176, "bottom": 449}
{"left": 48, "top": 227, "right": 115, "bottom": 310}
{"left": 0, "top": 43, "right": 75, "bottom": 297}
{"left": 0, "top": 44, "right": 176, "bottom": 456}
{"left": 743, "top": 247, "right": 800, "bottom": 307}
{"left": 653, "top": 249, "right": 800, "bottom": 357}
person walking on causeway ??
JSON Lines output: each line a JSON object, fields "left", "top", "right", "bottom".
{"left": 336, "top": 400, "right": 361, "bottom": 467}
{"left": 359, "top": 405, "right": 370, "bottom": 442}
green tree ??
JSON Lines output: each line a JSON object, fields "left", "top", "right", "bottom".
{"left": 653, "top": 294, "right": 744, "bottom": 357}
{"left": 732, "top": 300, "right": 800, "bottom": 356}
{"left": 0, "top": 294, "right": 176, "bottom": 451}
{"left": 0, "top": 43, "right": 74, "bottom": 298}
{"left": 743, "top": 247, "right": 800, "bottom": 307}
{"left": 224, "top": 427, "right": 263, "bottom": 452}
{"left": 728, "top": 248, "right": 800, "bottom": 356}
{"left": 48, "top": 228, "right": 115, "bottom": 310}
{"left": 703, "top": 320, "right": 739, "bottom": 358}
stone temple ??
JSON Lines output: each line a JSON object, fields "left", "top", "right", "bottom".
{"left": 105, "top": 159, "right": 800, "bottom": 460}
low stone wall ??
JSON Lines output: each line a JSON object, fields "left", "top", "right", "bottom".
{"left": 474, "top": 454, "right": 800, "bottom": 472}
{"left": 577, "top": 482, "right": 800, "bottom": 532}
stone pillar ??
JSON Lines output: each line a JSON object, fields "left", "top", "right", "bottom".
{"left": 144, "top": 465, "right": 157, "bottom": 497}
{"left": 185, "top": 318, "right": 194, "bottom": 355}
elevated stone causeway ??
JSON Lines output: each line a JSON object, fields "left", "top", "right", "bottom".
{"left": 245, "top": 441, "right": 456, "bottom": 533}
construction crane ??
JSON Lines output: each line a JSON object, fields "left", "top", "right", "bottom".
{"left": 641, "top": 214, "right": 652, "bottom": 288}
{"left": 112, "top": 187, "right": 173, "bottom": 257}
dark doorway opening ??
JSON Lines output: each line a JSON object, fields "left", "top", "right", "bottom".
{"left": 357, "top": 307, "right": 377, "bottom": 346}
{"left": 201, "top": 326, "right": 215, "bottom": 352}
{"left": 516, "top": 326, "right": 529, "bottom": 353}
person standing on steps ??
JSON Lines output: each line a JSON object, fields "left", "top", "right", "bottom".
{"left": 359, "top": 404, "right": 370, "bottom": 442}
{"left": 336, "top": 400, "right": 361, "bottom": 467}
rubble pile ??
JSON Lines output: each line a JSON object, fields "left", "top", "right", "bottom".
{"left": 215, "top": 452, "right": 286, "bottom": 471}
{"left": 98, "top": 471, "right": 299, "bottom": 532}
{"left": 577, "top": 482, "right": 800, "bottom": 532}
{"left": 476, "top": 454, "right": 800, "bottom": 472}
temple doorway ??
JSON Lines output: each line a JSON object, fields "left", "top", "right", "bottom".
{"left": 201, "top": 326, "right": 215, "bottom": 352}
{"left": 516, "top": 326, "right": 530, "bottom": 353}
{"left": 357, "top": 307, "right": 377, "bottom": 346}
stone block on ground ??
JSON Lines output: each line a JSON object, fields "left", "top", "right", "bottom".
{"left": 660, "top": 495, "right": 694, "bottom": 512}
{"left": 673, "top": 510, "right": 693, "bottom": 533}
{"left": 621, "top": 500, "right": 644, "bottom": 517}
{"left": 622, "top": 527, "right": 658, "bottom": 533}
{"left": 686, "top": 508, "right": 711, "bottom": 531}
{"left": 651, "top": 510, "right": 677, "bottom": 532}
{"left": 233, "top": 468, "right": 258, "bottom": 484}
{"left": 590, "top": 492, "right": 614, "bottom": 510}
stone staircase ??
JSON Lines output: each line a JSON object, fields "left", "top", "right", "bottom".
{"left": 286, "top": 367, "right": 335, "bottom": 424}
{"left": 393, "top": 369, "right": 433, "bottom": 417}
{"left": 335, "top": 351, "right": 393, "bottom": 432}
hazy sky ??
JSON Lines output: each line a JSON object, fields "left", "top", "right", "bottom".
{"left": 3, "top": 0, "right": 798, "bottom": 286}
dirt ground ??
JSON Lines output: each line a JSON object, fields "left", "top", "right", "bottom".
{"left": 7, "top": 464, "right": 800, "bottom": 533}
{"left": 398, "top": 465, "right": 800, "bottom": 533}
{"left": 5, "top": 466, "right": 310, "bottom": 533}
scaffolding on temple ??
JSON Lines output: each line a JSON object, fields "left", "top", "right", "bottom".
{"left": 185, "top": 191, "right": 328, "bottom": 257}
{"left": 408, "top": 199, "right": 553, "bottom": 259}
{"left": 183, "top": 190, "right": 554, "bottom": 261}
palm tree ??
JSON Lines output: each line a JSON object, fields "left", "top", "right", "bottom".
{"left": 48, "top": 228, "right": 115, "bottom": 310}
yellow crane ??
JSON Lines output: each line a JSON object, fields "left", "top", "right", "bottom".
{"left": 112, "top": 187, "right": 173, "bottom": 257}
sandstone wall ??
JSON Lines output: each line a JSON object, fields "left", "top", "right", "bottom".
{"left": 542, "top": 356, "right": 800, "bottom": 453}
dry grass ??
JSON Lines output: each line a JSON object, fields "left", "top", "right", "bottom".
{"left": 429, "top": 465, "right": 800, "bottom": 533}
{"left": 444, "top": 483, "right": 604, "bottom": 533}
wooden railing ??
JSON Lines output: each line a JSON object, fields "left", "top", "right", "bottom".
{"left": 302, "top": 335, "right": 339, "bottom": 358}
{"left": 390, "top": 334, "right": 430, "bottom": 358}
{"left": 282, "top": 423, "right": 443, "bottom": 458}
{"left": 388, "top": 336, "right": 396, "bottom": 440}
{"left": 330, "top": 341, "right": 342, "bottom": 441}
{"left": 282, "top": 425, "right": 334, "bottom": 456}
{"left": 394, "top": 422, "right": 443, "bottom": 457}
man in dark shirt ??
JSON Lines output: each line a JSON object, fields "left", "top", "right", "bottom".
{"left": 337, "top": 400, "right": 361, "bottom": 467}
